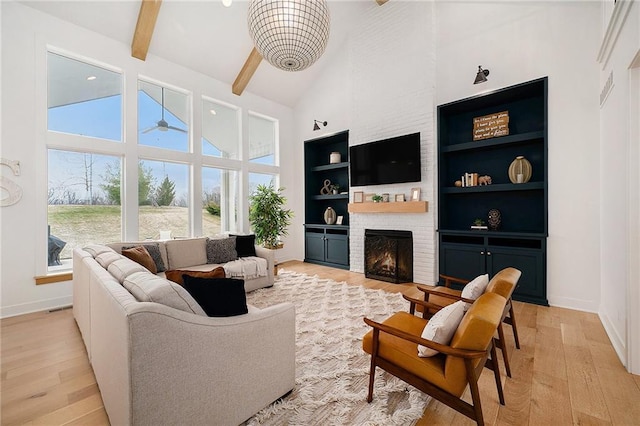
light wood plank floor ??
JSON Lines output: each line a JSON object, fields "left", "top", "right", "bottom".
{"left": 2, "top": 260, "right": 639, "bottom": 425}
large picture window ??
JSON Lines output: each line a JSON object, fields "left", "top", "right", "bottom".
{"left": 47, "top": 150, "right": 122, "bottom": 269}
{"left": 138, "top": 159, "right": 190, "bottom": 240}
{"left": 202, "top": 98, "right": 240, "bottom": 159}
{"left": 138, "top": 80, "right": 190, "bottom": 152}
{"left": 43, "top": 48, "right": 281, "bottom": 274}
{"left": 202, "top": 166, "right": 239, "bottom": 236}
{"left": 47, "top": 52, "right": 122, "bottom": 141}
{"left": 248, "top": 113, "right": 277, "bottom": 165}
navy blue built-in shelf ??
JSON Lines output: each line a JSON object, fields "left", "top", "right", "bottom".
{"left": 437, "top": 77, "right": 548, "bottom": 306}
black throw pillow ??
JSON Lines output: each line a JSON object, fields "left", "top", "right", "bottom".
{"left": 181, "top": 276, "right": 248, "bottom": 317}
{"left": 231, "top": 234, "right": 257, "bottom": 257}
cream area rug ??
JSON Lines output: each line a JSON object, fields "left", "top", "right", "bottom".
{"left": 244, "top": 270, "right": 430, "bottom": 426}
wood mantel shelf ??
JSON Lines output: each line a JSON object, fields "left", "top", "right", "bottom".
{"left": 348, "top": 201, "right": 428, "bottom": 214}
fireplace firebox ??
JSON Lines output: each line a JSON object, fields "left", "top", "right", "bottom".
{"left": 364, "top": 229, "right": 413, "bottom": 284}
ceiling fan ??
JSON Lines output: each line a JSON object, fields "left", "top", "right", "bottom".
{"left": 142, "top": 87, "right": 187, "bottom": 134}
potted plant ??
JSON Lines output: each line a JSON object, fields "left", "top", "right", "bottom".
{"left": 248, "top": 184, "right": 294, "bottom": 249}
{"left": 372, "top": 194, "right": 383, "bottom": 203}
{"left": 330, "top": 184, "right": 341, "bottom": 195}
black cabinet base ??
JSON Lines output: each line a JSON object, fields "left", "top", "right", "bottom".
{"left": 304, "top": 258, "right": 350, "bottom": 270}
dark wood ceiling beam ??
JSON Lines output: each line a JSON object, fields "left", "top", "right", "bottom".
{"left": 131, "top": 0, "right": 163, "bottom": 61}
{"left": 232, "top": 47, "right": 263, "bottom": 96}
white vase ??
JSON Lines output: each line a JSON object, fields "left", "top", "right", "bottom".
{"left": 329, "top": 152, "right": 341, "bottom": 164}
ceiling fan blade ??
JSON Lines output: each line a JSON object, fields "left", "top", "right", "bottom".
{"left": 142, "top": 126, "right": 159, "bottom": 134}
{"left": 167, "top": 125, "right": 188, "bottom": 133}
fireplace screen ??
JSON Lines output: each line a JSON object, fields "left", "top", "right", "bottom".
{"left": 364, "top": 229, "right": 413, "bottom": 284}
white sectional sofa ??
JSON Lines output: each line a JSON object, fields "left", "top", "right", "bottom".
{"left": 72, "top": 238, "right": 295, "bottom": 426}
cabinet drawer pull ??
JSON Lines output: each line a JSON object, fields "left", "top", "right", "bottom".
{"left": 487, "top": 251, "right": 492, "bottom": 256}
{"left": 480, "top": 251, "right": 485, "bottom": 255}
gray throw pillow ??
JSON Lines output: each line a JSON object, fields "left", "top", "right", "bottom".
{"left": 206, "top": 237, "right": 238, "bottom": 264}
{"left": 122, "top": 243, "right": 166, "bottom": 272}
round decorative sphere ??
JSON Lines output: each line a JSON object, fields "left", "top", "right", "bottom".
{"left": 248, "top": 0, "right": 331, "bottom": 72}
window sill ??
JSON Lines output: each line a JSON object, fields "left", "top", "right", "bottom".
{"left": 35, "top": 272, "right": 73, "bottom": 285}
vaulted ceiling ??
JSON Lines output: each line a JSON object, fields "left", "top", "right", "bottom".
{"left": 21, "top": 0, "right": 377, "bottom": 107}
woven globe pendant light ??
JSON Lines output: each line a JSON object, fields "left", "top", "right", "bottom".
{"left": 248, "top": 0, "right": 330, "bottom": 72}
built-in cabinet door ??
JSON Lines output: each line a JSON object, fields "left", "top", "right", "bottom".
{"left": 487, "top": 246, "right": 545, "bottom": 304}
{"left": 439, "top": 243, "right": 486, "bottom": 286}
{"left": 305, "top": 232, "right": 325, "bottom": 262}
{"left": 325, "top": 233, "right": 349, "bottom": 266}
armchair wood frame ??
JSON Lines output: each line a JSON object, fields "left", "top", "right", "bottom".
{"left": 364, "top": 317, "right": 505, "bottom": 426}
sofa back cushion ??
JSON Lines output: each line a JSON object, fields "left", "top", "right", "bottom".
{"left": 84, "top": 244, "right": 116, "bottom": 258}
{"left": 108, "top": 258, "right": 149, "bottom": 284}
{"left": 94, "top": 251, "right": 123, "bottom": 269}
{"left": 123, "top": 271, "right": 206, "bottom": 316}
{"left": 164, "top": 237, "right": 207, "bottom": 269}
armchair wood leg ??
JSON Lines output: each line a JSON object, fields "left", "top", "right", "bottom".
{"left": 367, "top": 329, "right": 379, "bottom": 403}
{"left": 489, "top": 340, "right": 505, "bottom": 405}
{"left": 464, "top": 358, "right": 485, "bottom": 426}
{"left": 496, "top": 323, "right": 512, "bottom": 378}
{"left": 507, "top": 302, "right": 520, "bottom": 349}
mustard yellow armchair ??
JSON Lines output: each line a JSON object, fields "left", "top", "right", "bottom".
{"left": 363, "top": 292, "right": 507, "bottom": 426}
{"left": 412, "top": 267, "right": 522, "bottom": 378}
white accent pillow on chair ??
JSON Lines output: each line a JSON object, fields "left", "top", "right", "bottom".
{"left": 418, "top": 300, "right": 466, "bottom": 357}
{"left": 461, "top": 274, "right": 489, "bottom": 309}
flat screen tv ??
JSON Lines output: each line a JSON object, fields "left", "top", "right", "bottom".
{"left": 349, "top": 132, "right": 421, "bottom": 187}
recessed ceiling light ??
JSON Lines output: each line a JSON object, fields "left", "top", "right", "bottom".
{"left": 209, "top": 109, "right": 217, "bottom": 115}
{"left": 86, "top": 76, "right": 97, "bottom": 81}
{"left": 222, "top": 0, "right": 232, "bottom": 7}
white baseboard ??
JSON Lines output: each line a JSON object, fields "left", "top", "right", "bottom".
{"left": 0, "top": 296, "right": 73, "bottom": 319}
{"left": 598, "top": 310, "right": 627, "bottom": 368}
{"left": 548, "top": 295, "right": 599, "bottom": 313}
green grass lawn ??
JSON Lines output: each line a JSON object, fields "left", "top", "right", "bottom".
{"left": 48, "top": 205, "right": 221, "bottom": 260}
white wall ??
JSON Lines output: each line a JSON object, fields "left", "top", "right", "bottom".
{"left": 294, "top": 1, "right": 437, "bottom": 284}
{"left": 596, "top": 0, "right": 639, "bottom": 373}
{"left": 0, "top": 2, "right": 295, "bottom": 317}
{"left": 435, "top": 1, "right": 602, "bottom": 311}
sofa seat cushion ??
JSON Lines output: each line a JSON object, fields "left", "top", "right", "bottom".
{"left": 164, "top": 237, "right": 207, "bottom": 269}
{"left": 123, "top": 271, "right": 206, "bottom": 316}
{"left": 182, "top": 276, "right": 248, "bottom": 317}
{"left": 165, "top": 266, "right": 226, "bottom": 286}
{"left": 108, "top": 258, "right": 149, "bottom": 284}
